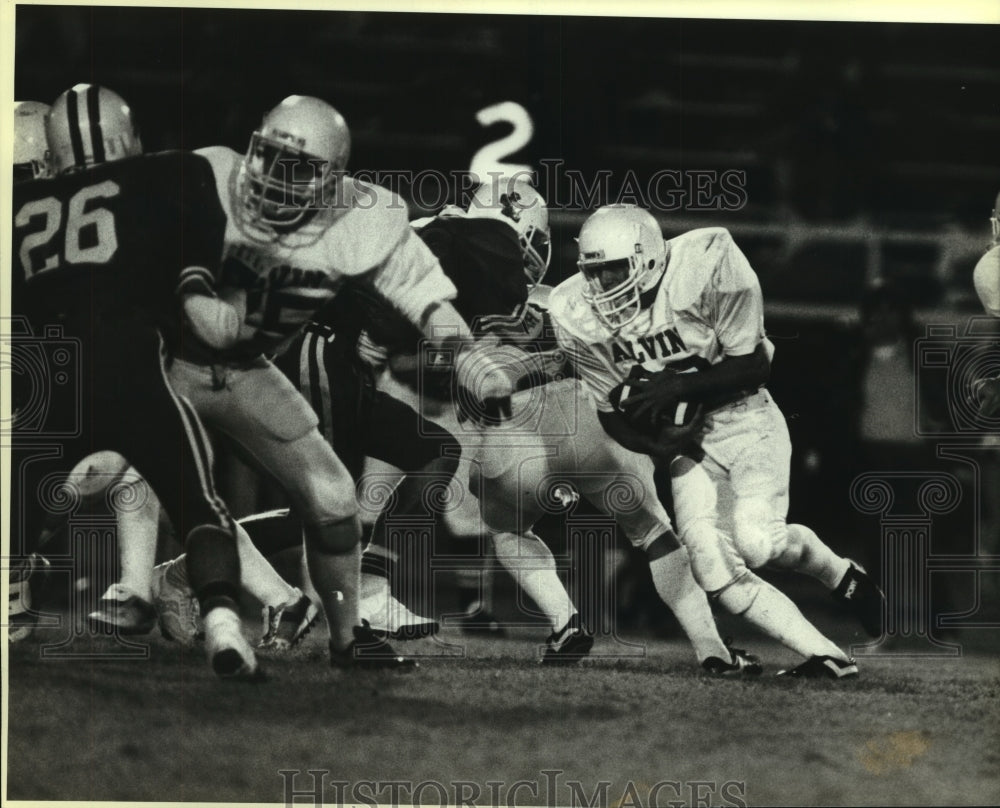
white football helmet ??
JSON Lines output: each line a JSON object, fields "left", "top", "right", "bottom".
{"left": 576, "top": 204, "right": 667, "bottom": 331}
{"left": 466, "top": 178, "right": 551, "bottom": 284}
{"left": 14, "top": 101, "right": 51, "bottom": 181}
{"left": 237, "top": 95, "right": 351, "bottom": 234}
{"left": 46, "top": 84, "right": 142, "bottom": 175}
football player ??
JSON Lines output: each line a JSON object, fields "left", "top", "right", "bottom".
{"left": 549, "top": 204, "right": 886, "bottom": 679}
{"left": 218, "top": 178, "right": 551, "bottom": 640}
{"left": 971, "top": 190, "right": 1000, "bottom": 416}
{"left": 161, "top": 95, "right": 513, "bottom": 670}
{"left": 973, "top": 189, "right": 1000, "bottom": 319}
{"left": 355, "top": 185, "right": 761, "bottom": 671}
{"left": 13, "top": 100, "right": 51, "bottom": 182}
{"left": 10, "top": 84, "right": 258, "bottom": 678}
{"left": 9, "top": 101, "right": 53, "bottom": 644}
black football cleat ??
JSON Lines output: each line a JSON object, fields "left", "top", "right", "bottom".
{"left": 832, "top": 561, "right": 885, "bottom": 638}
{"left": 702, "top": 640, "right": 763, "bottom": 677}
{"left": 330, "top": 621, "right": 418, "bottom": 672}
{"left": 541, "top": 614, "right": 595, "bottom": 665}
{"left": 777, "top": 655, "right": 859, "bottom": 680}
{"left": 258, "top": 592, "right": 320, "bottom": 652}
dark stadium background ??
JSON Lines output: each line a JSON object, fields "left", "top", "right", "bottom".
{"left": 14, "top": 5, "right": 1000, "bottom": 618}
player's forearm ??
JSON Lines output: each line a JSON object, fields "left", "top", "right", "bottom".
{"left": 181, "top": 293, "right": 244, "bottom": 350}
{"left": 674, "top": 343, "right": 771, "bottom": 401}
{"left": 418, "top": 301, "right": 473, "bottom": 345}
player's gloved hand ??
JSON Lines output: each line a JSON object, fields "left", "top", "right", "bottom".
{"left": 620, "top": 367, "right": 686, "bottom": 424}
{"left": 972, "top": 373, "right": 1000, "bottom": 417}
{"left": 356, "top": 329, "right": 389, "bottom": 369}
{"left": 656, "top": 404, "right": 708, "bottom": 463}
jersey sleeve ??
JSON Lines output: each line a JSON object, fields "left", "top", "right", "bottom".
{"left": 973, "top": 245, "right": 1000, "bottom": 318}
{"left": 704, "top": 231, "right": 766, "bottom": 357}
{"left": 368, "top": 227, "right": 458, "bottom": 327}
{"left": 175, "top": 152, "right": 227, "bottom": 292}
{"left": 554, "top": 322, "right": 617, "bottom": 412}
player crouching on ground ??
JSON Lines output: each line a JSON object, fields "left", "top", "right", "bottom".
{"left": 548, "top": 204, "right": 887, "bottom": 679}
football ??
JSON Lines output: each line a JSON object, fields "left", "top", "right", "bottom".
{"left": 609, "top": 366, "right": 700, "bottom": 435}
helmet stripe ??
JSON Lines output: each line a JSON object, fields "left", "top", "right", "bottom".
{"left": 86, "top": 84, "right": 106, "bottom": 164}
{"left": 65, "top": 88, "right": 86, "bottom": 168}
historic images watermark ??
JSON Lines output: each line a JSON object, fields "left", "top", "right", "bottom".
{"left": 279, "top": 769, "right": 749, "bottom": 808}
{"left": 248, "top": 160, "right": 748, "bottom": 216}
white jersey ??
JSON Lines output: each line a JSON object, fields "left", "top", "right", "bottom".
{"left": 549, "top": 227, "right": 772, "bottom": 411}
{"left": 973, "top": 245, "right": 1000, "bottom": 318}
{"left": 195, "top": 146, "right": 457, "bottom": 358}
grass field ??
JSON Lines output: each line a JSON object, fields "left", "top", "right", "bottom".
{"left": 5, "top": 602, "right": 999, "bottom": 808}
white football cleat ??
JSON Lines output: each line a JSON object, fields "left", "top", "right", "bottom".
{"left": 151, "top": 557, "right": 202, "bottom": 644}
{"left": 88, "top": 583, "right": 157, "bottom": 635}
{"left": 359, "top": 572, "right": 439, "bottom": 641}
{"left": 203, "top": 606, "right": 263, "bottom": 681}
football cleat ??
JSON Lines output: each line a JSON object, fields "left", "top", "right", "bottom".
{"left": 329, "top": 621, "right": 418, "bottom": 672}
{"left": 702, "top": 640, "right": 763, "bottom": 677}
{"left": 203, "top": 606, "right": 264, "bottom": 681}
{"left": 8, "top": 553, "right": 51, "bottom": 643}
{"left": 776, "top": 655, "right": 859, "bottom": 680}
{"left": 88, "top": 583, "right": 157, "bottom": 636}
{"left": 359, "top": 573, "right": 439, "bottom": 641}
{"left": 258, "top": 591, "right": 320, "bottom": 651}
{"left": 541, "top": 614, "right": 595, "bottom": 665}
{"left": 151, "top": 557, "right": 203, "bottom": 644}
{"left": 832, "top": 560, "right": 885, "bottom": 638}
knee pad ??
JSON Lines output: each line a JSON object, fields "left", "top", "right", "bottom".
{"left": 492, "top": 530, "right": 555, "bottom": 572}
{"left": 712, "top": 570, "right": 763, "bottom": 616}
{"left": 304, "top": 514, "right": 362, "bottom": 554}
{"left": 66, "top": 451, "right": 130, "bottom": 503}
{"left": 732, "top": 497, "right": 787, "bottom": 569}
{"left": 681, "top": 520, "right": 746, "bottom": 593}
{"left": 295, "top": 477, "right": 359, "bottom": 525}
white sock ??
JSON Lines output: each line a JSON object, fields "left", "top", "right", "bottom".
{"left": 493, "top": 531, "right": 574, "bottom": 630}
{"left": 775, "top": 524, "right": 851, "bottom": 591}
{"left": 649, "top": 547, "right": 729, "bottom": 663}
{"left": 117, "top": 468, "right": 161, "bottom": 602}
{"left": 235, "top": 522, "right": 299, "bottom": 608}
{"left": 718, "top": 572, "right": 848, "bottom": 660}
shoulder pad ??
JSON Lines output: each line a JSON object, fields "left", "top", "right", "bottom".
{"left": 664, "top": 227, "right": 735, "bottom": 310}
{"left": 193, "top": 146, "right": 240, "bottom": 180}
{"left": 329, "top": 180, "right": 411, "bottom": 274}
{"left": 548, "top": 274, "right": 608, "bottom": 343}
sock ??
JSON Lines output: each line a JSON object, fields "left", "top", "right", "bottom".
{"left": 717, "top": 571, "right": 848, "bottom": 660}
{"left": 304, "top": 516, "right": 362, "bottom": 651}
{"left": 299, "top": 550, "right": 322, "bottom": 610}
{"left": 493, "top": 531, "right": 574, "bottom": 630}
{"left": 184, "top": 525, "right": 241, "bottom": 615}
{"left": 649, "top": 546, "right": 729, "bottom": 663}
{"left": 116, "top": 469, "right": 161, "bottom": 602}
{"left": 235, "top": 522, "right": 299, "bottom": 608}
{"left": 774, "top": 524, "right": 851, "bottom": 591}
{"left": 361, "top": 544, "right": 395, "bottom": 580}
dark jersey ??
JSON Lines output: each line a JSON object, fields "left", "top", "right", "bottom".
{"left": 11, "top": 151, "right": 226, "bottom": 341}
